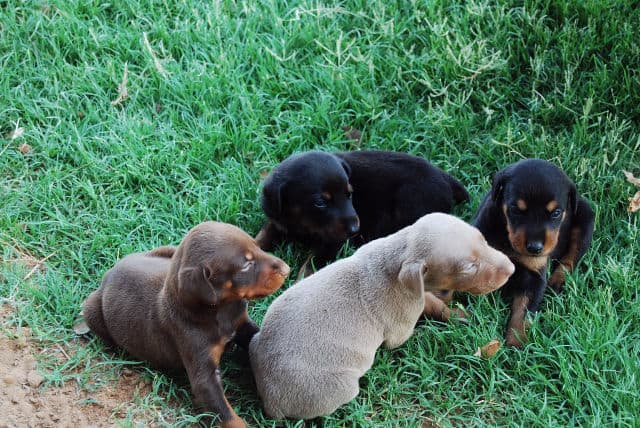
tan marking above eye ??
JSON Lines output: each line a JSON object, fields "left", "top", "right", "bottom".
{"left": 546, "top": 200, "right": 559, "bottom": 212}
{"left": 245, "top": 252, "right": 253, "bottom": 261}
{"left": 347, "top": 184, "right": 354, "bottom": 193}
{"left": 516, "top": 199, "right": 527, "bottom": 211}
{"left": 321, "top": 191, "right": 332, "bottom": 201}
{"left": 223, "top": 281, "right": 233, "bottom": 289}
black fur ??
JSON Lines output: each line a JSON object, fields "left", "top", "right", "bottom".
{"left": 256, "top": 150, "right": 469, "bottom": 269}
{"left": 472, "top": 159, "right": 595, "bottom": 346}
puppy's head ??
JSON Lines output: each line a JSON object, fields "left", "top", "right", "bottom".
{"left": 491, "top": 159, "right": 576, "bottom": 257}
{"left": 260, "top": 151, "right": 360, "bottom": 243}
{"left": 175, "top": 222, "right": 290, "bottom": 307}
{"left": 401, "top": 213, "right": 514, "bottom": 295}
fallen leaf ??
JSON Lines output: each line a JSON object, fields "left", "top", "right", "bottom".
{"left": 111, "top": 62, "right": 129, "bottom": 106}
{"left": 474, "top": 339, "right": 501, "bottom": 358}
{"left": 77, "top": 111, "right": 84, "bottom": 119}
{"left": 342, "top": 126, "right": 362, "bottom": 142}
{"left": 629, "top": 191, "right": 640, "bottom": 213}
{"left": 18, "top": 144, "right": 31, "bottom": 155}
{"left": 623, "top": 170, "right": 640, "bottom": 187}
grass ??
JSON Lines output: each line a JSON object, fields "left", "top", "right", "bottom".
{"left": 1, "top": 0, "right": 639, "bottom": 426}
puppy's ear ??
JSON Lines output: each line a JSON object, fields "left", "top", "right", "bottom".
{"left": 178, "top": 265, "right": 220, "bottom": 306}
{"left": 491, "top": 169, "right": 508, "bottom": 203}
{"left": 338, "top": 157, "right": 351, "bottom": 178}
{"left": 262, "top": 179, "right": 286, "bottom": 215}
{"left": 398, "top": 260, "right": 427, "bottom": 294}
{"left": 568, "top": 182, "right": 577, "bottom": 215}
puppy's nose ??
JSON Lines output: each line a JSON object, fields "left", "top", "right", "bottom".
{"left": 272, "top": 260, "right": 290, "bottom": 277}
{"left": 344, "top": 217, "right": 360, "bottom": 236}
{"left": 526, "top": 241, "right": 544, "bottom": 255}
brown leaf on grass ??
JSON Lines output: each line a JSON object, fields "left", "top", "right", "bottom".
{"left": 18, "top": 143, "right": 31, "bottom": 155}
{"left": 623, "top": 170, "right": 640, "bottom": 187}
{"left": 474, "top": 339, "right": 501, "bottom": 358}
{"left": 111, "top": 62, "right": 129, "bottom": 107}
{"left": 629, "top": 191, "right": 640, "bottom": 213}
{"left": 342, "top": 126, "right": 362, "bottom": 143}
{"left": 623, "top": 171, "right": 640, "bottom": 213}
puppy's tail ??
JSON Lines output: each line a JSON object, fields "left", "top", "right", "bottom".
{"left": 147, "top": 246, "right": 177, "bottom": 258}
{"left": 448, "top": 176, "right": 469, "bottom": 204}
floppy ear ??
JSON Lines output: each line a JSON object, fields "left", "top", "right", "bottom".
{"left": 491, "top": 169, "right": 508, "bottom": 203}
{"left": 398, "top": 260, "right": 427, "bottom": 294}
{"left": 177, "top": 265, "right": 220, "bottom": 306}
{"left": 338, "top": 157, "right": 352, "bottom": 178}
{"left": 261, "top": 178, "right": 286, "bottom": 216}
{"left": 568, "top": 182, "right": 577, "bottom": 215}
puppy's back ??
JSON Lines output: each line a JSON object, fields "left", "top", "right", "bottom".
{"left": 250, "top": 258, "right": 385, "bottom": 418}
{"left": 96, "top": 251, "right": 179, "bottom": 366}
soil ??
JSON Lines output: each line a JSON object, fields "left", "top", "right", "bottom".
{"left": 0, "top": 304, "right": 151, "bottom": 428}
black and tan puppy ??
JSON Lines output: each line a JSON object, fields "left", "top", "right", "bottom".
{"left": 472, "top": 159, "right": 595, "bottom": 347}
{"left": 256, "top": 150, "right": 469, "bottom": 270}
{"left": 82, "top": 222, "right": 290, "bottom": 428}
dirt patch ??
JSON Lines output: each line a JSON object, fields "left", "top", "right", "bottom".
{"left": 0, "top": 304, "right": 152, "bottom": 428}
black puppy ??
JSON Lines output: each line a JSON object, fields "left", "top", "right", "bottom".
{"left": 256, "top": 150, "right": 469, "bottom": 270}
{"left": 472, "top": 159, "right": 595, "bottom": 347}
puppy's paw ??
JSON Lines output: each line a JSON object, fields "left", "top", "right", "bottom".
{"left": 221, "top": 416, "right": 246, "bottom": 428}
{"left": 549, "top": 267, "right": 566, "bottom": 293}
{"left": 505, "top": 320, "right": 530, "bottom": 348}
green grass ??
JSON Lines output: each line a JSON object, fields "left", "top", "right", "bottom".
{"left": 1, "top": 0, "right": 639, "bottom": 426}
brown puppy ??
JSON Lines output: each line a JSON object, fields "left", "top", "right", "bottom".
{"left": 250, "top": 213, "right": 514, "bottom": 420}
{"left": 82, "top": 222, "right": 290, "bottom": 428}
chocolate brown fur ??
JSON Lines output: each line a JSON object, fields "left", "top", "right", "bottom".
{"left": 82, "top": 222, "right": 290, "bottom": 428}
{"left": 473, "top": 159, "right": 595, "bottom": 347}
{"left": 249, "top": 213, "right": 513, "bottom": 419}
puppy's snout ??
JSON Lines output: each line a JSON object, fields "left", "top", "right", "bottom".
{"left": 343, "top": 216, "right": 360, "bottom": 236}
{"left": 501, "top": 259, "right": 515, "bottom": 278}
{"left": 526, "top": 240, "right": 544, "bottom": 255}
{"left": 273, "top": 259, "right": 291, "bottom": 278}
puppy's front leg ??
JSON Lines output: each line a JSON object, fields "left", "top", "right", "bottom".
{"left": 423, "top": 292, "right": 466, "bottom": 322}
{"left": 182, "top": 342, "right": 246, "bottom": 428}
{"left": 504, "top": 268, "right": 546, "bottom": 347}
{"left": 255, "top": 221, "right": 283, "bottom": 252}
{"left": 232, "top": 312, "right": 259, "bottom": 350}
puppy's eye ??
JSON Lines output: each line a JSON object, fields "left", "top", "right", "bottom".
{"left": 508, "top": 205, "right": 523, "bottom": 216}
{"left": 550, "top": 208, "right": 563, "bottom": 219}
{"left": 346, "top": 190, "right": 353, "bottom": 199}
{"left": 240, "top": 260, "right": 254, "bottom": 272}
{"left": 313, "top": 196, "right": 328, "bottom": 209}
{"left": 461, "top": 261, "right": 478, "bottom": 275}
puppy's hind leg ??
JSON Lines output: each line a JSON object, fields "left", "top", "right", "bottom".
{"left": 147, "top": 245, "right": 177, "bottom": 258}
{"left": 81, "top": 290, "right": 116, "bottom": 347}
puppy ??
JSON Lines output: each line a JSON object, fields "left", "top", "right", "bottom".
{"left": 82, "top": 222, "right": 290, "bottom": 428}
{"left": 249, "top": 213, "right": 514, "bottom": 419}
{"left": 472, "top": 159, "right": 595, "bottom": 347}
{"left": 256, "top": 150, "right": 469, "bottom": 270}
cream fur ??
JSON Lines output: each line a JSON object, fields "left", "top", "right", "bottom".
{"left": 249, "top": 213, "right": 514, "bottom": 419}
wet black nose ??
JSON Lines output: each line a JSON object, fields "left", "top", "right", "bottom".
{"left": 526, "top": 241, "right": 544, "bottom": 255}
{"left": 344, "top": 217, "right": 360, "bottom": 236}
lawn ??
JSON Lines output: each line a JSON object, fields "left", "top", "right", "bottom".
{"left": 1, "top": 0, "right": 639, "bottom": 426}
